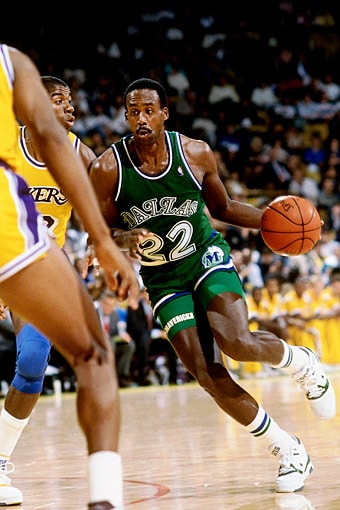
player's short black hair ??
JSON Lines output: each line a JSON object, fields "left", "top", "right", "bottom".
{"left": 123, "top": 78, "right": 168, "bottom": 109}
{"left": 41, "top": 76, "right": 69, "bottom": 93}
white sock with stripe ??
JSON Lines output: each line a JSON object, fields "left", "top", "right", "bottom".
{"left": 245, "top": 406, "right": 297, "bottom": 457}
{"left": 269, "top": 340, "right": 309, "bottom": 376}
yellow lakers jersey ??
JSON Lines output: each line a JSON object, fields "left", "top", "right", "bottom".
{"left": 17, "top": 125, "right": 80, "bottom": 248}
{"left": 0, "top": 44, "right": 21, "bottom": 171}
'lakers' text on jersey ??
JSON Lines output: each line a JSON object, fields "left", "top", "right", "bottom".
{"left": 17, "top": 125, "right": 80, "bottom": 247}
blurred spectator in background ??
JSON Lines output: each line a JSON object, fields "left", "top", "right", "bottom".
{"left": 260, "top": 146, "right": 292, "bottom": 191}
{"left": 148, "top": 318, "right": 188, "bottom": 385}
{"left": 165, "top": 62, "right": 191, "bottom": 97}
{"left": 250, "top": 79, "right": 278, "bottom": 111}
{"left": 243, "top": 135, "right": 270, "bottom": 190}
{"left": 191, "top": 103, "right": 217, "bottom": 147}
{"left": 321, "top": 242, "right": 340, "bottom": 282}
{"left": 258, "top": 247, "right": 285, "bottom": 282}
{"left": 302, "top": 131, "right": 326, "bottom": 170}
{"left": 319, "top": 268, "right": 340, "bottom": 367}
{"left": 287, "top": 154, "right": 320, "bottom": 205}
{"left": 273, "top": 93, "right": 298, "bottom": 123}
{"left": 127, "top": 288, "right": 153, "bottom": 387}
{"left": 234, "top": 247, "right": 264, "bottom": 293}
{"left": 324, "top": 136, "right": 340, "bottom": 167}
{"left": 64, "top": 212, "right": 88, "bottom": 262}
{"left": 324, "top": 201, "right": 340, "bottom": 242}
{"left": 262, "top": 274, "right": 289, "bottom": 340}
{"left": 95, "top": 291, "right": 136, "bottom": 388}
{"left": 316, "top": 72, "right": 340, "bottom": 103}
{"left": 296, "top": 91, "right": 321, "bottom": 122}
{"left": 317, "top": 175, "right": 340, "bottom": 213}
{"left": 282, "top": 275, "right": 322, "bottom": 355}
{"left": 0, "top": 308, "right": 16, "bottom": 396}
{"left": 109, "top": 95, "right": 130, "bottom": 136}
{"left": 174, "top": 88, "right": 196, "bottom": 134}
{"left": 208, "top": 72, "right": 240, "bottom": 123}
{"left": 284, "top": 124, "right": 305, "bottom": 155}
{"left": 87, "top": 268, "right": 108, "bottom": 302}
{"left": 83, "top": 129, "right": 108, "bottom": 156}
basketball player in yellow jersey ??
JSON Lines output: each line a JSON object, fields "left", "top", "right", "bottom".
{"left": 0, "top": 43, "right": 139, "bottom": 510}
{"left": 243, "top": 286, "right": 270, "bottom": 376}
{"left": 261, "top": 275, "right": 289, "bottom": 341}
{"left": 18, "top": 76, "right": 96, "bottom": 248}
{"left": 0, "top": 75, "right": 98, "bottom": 505}
{"left": 317, "top": 269, "right": 340, "bottom": 365}
{"left": 281, "top": 276, "right": 321, "bottom": 354}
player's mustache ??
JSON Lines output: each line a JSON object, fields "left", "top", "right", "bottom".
{"left": 136, "top": 126, "right": 151, "bottom": 134}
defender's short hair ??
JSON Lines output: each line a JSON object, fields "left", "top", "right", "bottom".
{"left": 41, "top": 76, "right": 68, "bottom": 93}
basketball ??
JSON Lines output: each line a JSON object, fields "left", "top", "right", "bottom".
{"left": 260, "top": 195, "right": 322, "bottom": 256}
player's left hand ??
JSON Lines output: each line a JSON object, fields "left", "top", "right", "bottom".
{"left": 113, "top": 228, "right": 152, "bottom": 259}
{"left": 81, "top": 228, "right": 149, "bottom": 277}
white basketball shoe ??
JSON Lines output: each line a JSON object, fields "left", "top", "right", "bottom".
{"left": 0, "top": 463, "right": 23, "bottom": 505}
{"left": 275, "top": 436, "right": 313, "bottom": 493}
{"left": 292, "top": 347, "right": 336, "bottom": 420}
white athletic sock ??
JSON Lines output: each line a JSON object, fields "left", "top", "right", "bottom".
{"left": 0, "top": 408, "right": 30, "bottom": 468}
{"left": 245, "top": 406, "right": 297, "bottom": 457}
{"left": 88, "top": 451, "right": 123, "bottom": 509}
{"left": 269, "top": 340, "right": 309, "bottom": 375}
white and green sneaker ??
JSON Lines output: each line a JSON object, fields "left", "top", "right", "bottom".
{"left": 275, "top": 437, "right": 313, "bottom": 493}
{"left": 293, "top": 347, "right": 336, "bottom": 420}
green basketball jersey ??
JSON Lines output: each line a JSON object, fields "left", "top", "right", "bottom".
{"left": 113, "top": 131, "right": 231, "bottom": 302}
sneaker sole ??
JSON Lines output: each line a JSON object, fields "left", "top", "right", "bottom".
{"left": 88, "top": 502, "right": 114, "bottom": 510}
{"left": 0, "top": 497, "right": 23, "bottom": 505}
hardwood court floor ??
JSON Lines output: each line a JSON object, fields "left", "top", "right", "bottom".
{"left": 7, "top": 369, "right": 340, "bottom": 510}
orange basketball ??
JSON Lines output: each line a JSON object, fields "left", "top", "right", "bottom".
{"left": 260, "top": 195, "right": 322, "bottom": 256}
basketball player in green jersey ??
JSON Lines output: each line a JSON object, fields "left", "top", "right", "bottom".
{"left": 88, "top": 78, "right": 335, "bottom": 494}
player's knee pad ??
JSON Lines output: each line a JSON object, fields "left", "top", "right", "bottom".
{"left": 12, "top": 324, "right": 51, "bottom": 394}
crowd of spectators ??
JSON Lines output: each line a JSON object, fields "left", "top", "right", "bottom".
{"left": 6, "top": 4, "right": 340, "bottom": 219}
{"left": 3, "top": 1, "right": 340, "bottom": 390}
